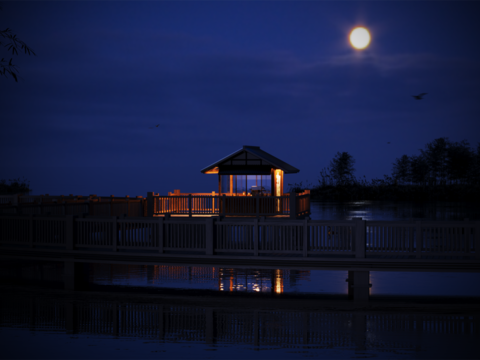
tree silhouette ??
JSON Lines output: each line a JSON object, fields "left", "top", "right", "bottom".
{"left": 0, "top": 178, "right": 31, "bottom": 195}
{"left": 329, "top": 152, "right": 355, "bottom": 185}
{"left": 392, "top": 155, "right": 410, "bottom": 185}
{"left": 446, "top": 140, "right": 473, "bottom": 185}
{"left": 0, "top": 6, "right": 36, "bottom": 82}
{"left": 409, "top": 155, "right": 429, "bottom": 186}
{"left": 421, "top": 137, "right": 449, "bottom": 185}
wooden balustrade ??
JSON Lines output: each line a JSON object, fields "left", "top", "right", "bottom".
{"left": 1, "top": 214, "right": 479, "bottom": 261}
{"left": 0, "top": 191, "right": 310, "bottom": 218}
{"left": 150, "top": 193, "right": 308, "bottom": 217}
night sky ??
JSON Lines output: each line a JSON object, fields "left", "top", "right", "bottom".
{"left": 2, "top": 1, "right": 480, "bottom": 197}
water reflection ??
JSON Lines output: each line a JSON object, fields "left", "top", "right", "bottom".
{"left": 311, "top": 200, "right": 480, "bottom": 221}
{"left": 0, "top": 291, "right": 478, "bottom": 359}
{"left": 2, "top": 261, "right": 479, "bottom": 298}
{"left": 90, "top": 264, "right": 312, "bottom": 295}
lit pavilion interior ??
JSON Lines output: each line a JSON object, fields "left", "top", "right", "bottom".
{"left": 201, "top": 146, "right": 300, "bottom": 197}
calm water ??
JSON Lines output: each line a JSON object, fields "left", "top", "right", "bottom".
{"left": 1, "top": 200, "right": 480, "bottom": 359}
{"left": 1, "top": 289, "right": 479, "bottom": 359}
{"left": 310, "top": 200, "right": 480, "bottom": 221}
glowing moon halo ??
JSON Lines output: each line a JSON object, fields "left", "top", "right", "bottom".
{"left": 349, "top": 27, "right": 371, "bottom": 49}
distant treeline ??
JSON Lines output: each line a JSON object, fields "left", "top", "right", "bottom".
{"left": 0, "top": 178, "right": 31, "bottom": 195}
{"left": 289, "top": 138, "right": 480, "bottom": 201}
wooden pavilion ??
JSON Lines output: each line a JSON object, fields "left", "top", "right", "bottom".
{"left": 201, "top": 145, "right": 300, "bottom": 197}
{"left": 149, "top": 145, "right": 309, "bottom": 217}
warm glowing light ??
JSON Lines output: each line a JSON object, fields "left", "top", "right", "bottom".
{"left": 349, "top": 27, "right": 371, "bottom": 49}
{"left": 204, "top": 167, "right": 219, "bottom": 174}
{"left": 274, "top": 269, "right": 283, "bottom": 294}
{"left": 274, "top": 169, "right": 283, "bottom": 197}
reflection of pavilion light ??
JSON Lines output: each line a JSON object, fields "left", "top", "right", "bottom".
{"left": 274, "top": 269, "right": 283, "bottom": 294}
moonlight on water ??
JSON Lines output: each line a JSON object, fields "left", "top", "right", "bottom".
{"left": 350, "top": 27, "right": 371, "bottom": 49}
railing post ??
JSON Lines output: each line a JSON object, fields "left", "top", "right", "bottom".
{"left": 146, "top": 192, "right": 154, "bottom": 217}
{"left": 212, "top": 191, "right": 215, "bottom": 214}
{"left": 303, "top": 217, "right": 309, "bottom": 257}
{"left": 256, "top": 194, "right": 260, "bottom": 217}
{"left": 289, "top": 192, "right": 296, "bottom": 219}
{"left": 205, "top": 217, "right": 214, "bottom": 255}
{"left": 353, "top": 217, "right": 366, "bottom": 258}
{"left": 112, "top": 216, "right": 118, "bottom": 252}
{"left": 254, "top": 218, "right": 259, "bottom": 256}
{"left": 416, "top": 221, "right": 422, "bottom": 259}
{"left": 188, "top": 194, "right": 192, "bottom": 218}
{"left": 65, "top": 215, "right": 74, "bottom": 251}
{"left": 158, "top": 217, "right": 164, "bottom": 254}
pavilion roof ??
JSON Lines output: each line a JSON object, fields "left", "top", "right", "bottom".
{"left": 200, "top": 145, "right": 300, "bottom": 174}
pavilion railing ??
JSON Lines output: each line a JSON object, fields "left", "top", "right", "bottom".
{"left": 0, "top": 191, "right": 310, "bottom": 218}
{"left": 149, "top": 191, "right": 310, "bottom": 218}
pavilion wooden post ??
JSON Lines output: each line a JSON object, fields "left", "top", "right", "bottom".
{"left": 212, "top": 191, "right": 215, "bottom": 214}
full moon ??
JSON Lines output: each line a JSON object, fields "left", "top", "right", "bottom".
{"left": 349, "top": 27, "right": 371, "bottom": 49}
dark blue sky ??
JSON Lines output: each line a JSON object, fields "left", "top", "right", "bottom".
{"left": 2, "top": 1, "right": 480, "bottom": 196}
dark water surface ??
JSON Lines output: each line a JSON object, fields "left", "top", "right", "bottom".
{"left": 1, "top": 288, "right": 479, "bottom": 359}
{"left": 310, "top": 200, "right": 480, "bottom": 221}
{"left": 1, "top": 200, "right": 480, "bottom": 358}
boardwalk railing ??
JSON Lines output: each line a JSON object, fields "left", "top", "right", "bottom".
{"left": 1, "top": 191, "right": 310, "bottom": 218}
{"left": 148, "top": 190, "right": 311, "bottom": 218}
{"left": 1, "top": 214, "right": 479, "bottom": 259}
{"left": 0, "top": 195, "right": 146, "bottom": 217}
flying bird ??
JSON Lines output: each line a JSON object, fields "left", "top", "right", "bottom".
{"left": 412, "top": 93, "right": 427, "bottom": 100}
{"left": 148, "top": 124, "right": 160, "bottom": 129}
{"left": 387, "top": 142, "right": 391, "bottom": 144}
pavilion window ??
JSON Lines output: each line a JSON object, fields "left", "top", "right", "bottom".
{"left": 220, "top": 175, "right": 272, "bottom": 195}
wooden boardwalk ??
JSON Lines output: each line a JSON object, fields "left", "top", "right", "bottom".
{"left": 1, "top": 214, "right": 479, "bottom": 272}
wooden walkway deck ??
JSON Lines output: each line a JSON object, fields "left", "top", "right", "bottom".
{"left": 1, "top": 214, "right": 479, "bottom": 272}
